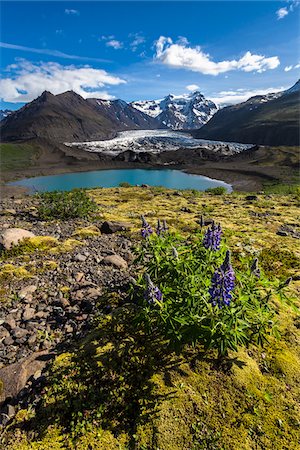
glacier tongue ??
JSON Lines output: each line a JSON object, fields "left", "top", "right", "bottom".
{"left": 65, "top": 129, "right": 253, "bottom": 156}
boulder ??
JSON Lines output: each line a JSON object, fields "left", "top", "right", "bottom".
{"left": 102, "top": 254, "right": 128, "bottom": 269}
{"left": 0, "top": 351, "right": 53, "bottom": 404}
{"left": 100, "top": 221, "right": 133, "bottom": 234}
{"left": 0, "top": 228, "right": 35, "bottom": 250}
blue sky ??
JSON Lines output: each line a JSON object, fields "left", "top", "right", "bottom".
{"left": 1, "top": 1, "right": 299, "bottom": 110}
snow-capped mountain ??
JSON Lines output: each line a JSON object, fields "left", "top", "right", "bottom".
{"left": 87, "top": 98, "right": 163, "bottom": 130}
{"left": 131, "top": 91, "right": 218, "bottom": 130}
{"left": 0, "top": 109, "right": 13, "bottom": 121}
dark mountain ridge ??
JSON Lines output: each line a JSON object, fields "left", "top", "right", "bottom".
{"left": 193, "top": 80, "right": 300, "bottom": 146}
{"left": 0, "top": 91, "right": 163, "bottom": 143}
{"left": 0, "top": 91, "right": 118, "bottom": 142}
{"left": 87, "top": 98, "right": 163, "bottom": 130}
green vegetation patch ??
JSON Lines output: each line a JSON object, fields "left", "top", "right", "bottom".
{"left": 0, "top": 142, "right": 39, "bottom": 172}
{"left": 37, "top": 189, "right": 98, "bottom": 220}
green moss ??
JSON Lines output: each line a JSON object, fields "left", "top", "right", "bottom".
{"left": 0, "top": 263, "right": 32, "bottom": 281}
{"left": 259, "top": 246, "right": 300, "bottom": 279}
{"left": 73, "top": 225, "right": 100, "bottom": 238}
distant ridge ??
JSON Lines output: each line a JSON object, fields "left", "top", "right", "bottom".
{"left": 193, "top": 80, "right": 300, "bottom": 146}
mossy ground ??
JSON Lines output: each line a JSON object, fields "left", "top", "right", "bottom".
{"left": 2, "top": 187, "right": 300, "bottom": 449}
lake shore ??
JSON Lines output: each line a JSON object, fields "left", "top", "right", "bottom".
{"left": 1, "top": 143, "right": 298, "bottom": 198}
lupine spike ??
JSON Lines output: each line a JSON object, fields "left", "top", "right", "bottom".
{"left": 144, "top": 273, "right": 163, "bottom": 304}
{"left": 203, "top": 222, "right": 222, "bottom": 251}
{"left": 162, "top": 219, "right": 169, "bottom": 232}
{"left": 141, "top": 215, "right": 153, "bottom": 238}
{"left": 156, "top": 219, "right": 163, "bottom": 235}
{"left": 209, "top": 251, "right": 235, "bottom": 308}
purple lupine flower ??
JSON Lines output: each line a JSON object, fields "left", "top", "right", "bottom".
{"left": 203, "top": 222, "right": 222, "bottom": 251}
{"left": 141, "top": 215, "right": 153, "bottom": 238}
{"left": 250, "top": 257, "right": 261, "bottom": 278}
{"left": 144, "top": 273, "right": 163, "bottom": 304}
{"left": 162, "top": 219, "right": 169, "bottom": 233}
{"left": 209, "top": 250, "right": 235, "bottom": 308}
{"left": 156, "top": 219, "right": 163, "bottom": 236}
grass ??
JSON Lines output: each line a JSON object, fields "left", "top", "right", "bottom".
{"left": 0, "top": 142, "right": 40, "bottom": 172}
{"left": 2, "top": 187, "right": 300, "bottom": 450}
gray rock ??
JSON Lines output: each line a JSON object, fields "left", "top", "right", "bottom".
{"left": 22, "top": 307, "right": 35, "bottom": 321}
{"left": 102, "top": 254, "right": 128, "bottom": 269}
{"left": 12, "top": 327, "right": 28, "bottom": 339}
{"left": 19, "top": 285, "right": 37, "bottom": 300}
{"left": 74, "top": 253, "right": 87, "bottom": 262}
{"left": 100, "top": 221, "right": 133, "bottom": 234}
{"left": 0, "top": 228, "right": 35, "bottom": 250}
{"left": 3, "top": 336, "right": 14, "bottom": 346}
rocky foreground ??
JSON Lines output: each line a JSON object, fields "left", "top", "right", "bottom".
{"left": 0, "top": 187, "right": 299, "bottom": 449}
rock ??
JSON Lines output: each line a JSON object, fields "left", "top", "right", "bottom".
{"left": 27, "top": 335, "right": 37, "bottom": 346}
{"left": 74, "top": 253, "right": 87, "bottom": 262}
{"left": 3, "top": 336, "right": 14, "bottom": 346}
{"left": 102, "top": 254, "right": 128, "bottom": 269}
{"left": 19, "top": 285, "right": 37, "bottom": 300}
{"left": 277, "top": 230, "right": 289, "bottom": 237}
{"left": 245, "top": 195, "right": 258, "bottom": 201}
{"left": 75, "top": 272, "right": 85, "bottom": 283}
{"left": 12, "top": 327, "right": 28, "bottom": 339}
{"left": 141, "top": 184, "right": 150, "bottom": 188}
{"left": 3, "top": 318, "right": 16, "bottom": 331}
{"left": 22, "top": 307, "right": 35, "bottom": 321}
{"left": 85, "top": 287, "right": 102, "bottom": 299}
{"left": 0, "top": 228, "right": 35, "bottom": 250}
{"left": 0, "top": 351, "right": 53, "bottom": 404}
{"left": 100, "top": 221, "right": 133, "bottom": 234}
{"left": 181, "top": 207, "right": 192, "bottom": 213}
{"left": 0, "top": 404, "right": 15, "bottom": 426}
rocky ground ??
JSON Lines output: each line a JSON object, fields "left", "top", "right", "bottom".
{"left": 0, "top": 197, "right": 138, "bottom": 425}
{"left": 0, "top": 188, "right": 299, "bottom": 449}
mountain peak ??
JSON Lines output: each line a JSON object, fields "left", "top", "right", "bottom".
{"left": 131, "top": 91, "right": 217, "bottom": 129}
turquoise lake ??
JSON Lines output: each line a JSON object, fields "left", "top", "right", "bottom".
{"left": 9, "top": 169, "right": 232, "bottom": 193}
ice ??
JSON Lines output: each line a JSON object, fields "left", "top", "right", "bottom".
{"left": 65, "top": 129, "right": 254, "bottom": 156}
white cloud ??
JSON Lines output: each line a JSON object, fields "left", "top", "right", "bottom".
{"left": 0, "top": 41, "right": 111, "bottom": 63}
{"left": 209, "top": 86, "right": 286, "bottom": 106}
{"left": 284, "top": 62, "right": 300, "bottom": 71}
{"left": 154, "top": 36, "right": 280, "bottom": 75}
{"left": 65, "top": 9, "right": 79, "bottom": 16}
{"left": 106, "top": 39, "right": 123, "bottom": 50}
{"left": 186, "top": 84, "right": 200, "bottom": 91}
{"left": 276, "top": 7, "right": 289, "bottom": 19}
{"left": 129, "top": 33, "right": 145, "bottom": 52}
{"left": 0, "top": 59, "right": 126, "bottom": 103}
{"left": 276, "top": 1, "right": 300, "bottom": 19}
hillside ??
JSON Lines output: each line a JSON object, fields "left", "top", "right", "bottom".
{"left": 87, "top": 98, "right": 163, "bottom": 130}
{"left": 0, "top": 187, "right": 299, "bottom": 449}
{"left": 193, "top": 81, "right": 300, "bottom": 146}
